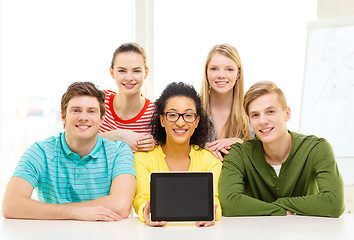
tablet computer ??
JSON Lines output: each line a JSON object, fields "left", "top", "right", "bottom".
{"left": 150, "top": 172, "right": 214, "bottom": 222}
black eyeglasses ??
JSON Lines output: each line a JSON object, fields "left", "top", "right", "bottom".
{"left": 164, "top": 112, "right": 198, "bottom": 123}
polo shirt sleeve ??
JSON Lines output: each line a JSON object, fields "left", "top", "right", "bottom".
{"left": 112, "top": 141, "right": 136, "bottom": 179}
{"left": 274, "top": 140, "right": 345, "bottom": 217}
{"left": 12, "top": 142, "right": 45, "bottom": 188}
{"left": 219, "top": 144, "right": 287, "bottom": 216}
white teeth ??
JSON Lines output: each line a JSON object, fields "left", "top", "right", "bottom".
{"left": 216, "top": 81, "right": 227, "bottom": 85}
{"left": 77, "top": 125, "right": 89, "bottom": 129}
{"left": 260, "top": 128, "right": 272, "bottom": 133}
{"left": 174, "top": 129, "right": 187, "bottom": 133}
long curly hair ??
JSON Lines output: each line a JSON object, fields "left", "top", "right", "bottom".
{"left": 151, "top": 82, "right": 209, "bottom": 148}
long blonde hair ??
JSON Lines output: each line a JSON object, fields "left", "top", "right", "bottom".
{"left": 200, "top": 44, "right": 251, "bottom": 141}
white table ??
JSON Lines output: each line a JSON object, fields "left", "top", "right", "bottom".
{"left": 1, "top": 214, "right": 353, "bottom": 240}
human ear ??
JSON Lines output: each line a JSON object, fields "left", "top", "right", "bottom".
{"left": 160, "top": 115, "right": 165, "bottom": 127}
{"left": 144, "top": 67, "right": 149, "bottom": 80}
{"left": 100, "top": 114, "right": 105, "bottom": 124}
{"left": 194, "top": 115, "right": 200, "bottom": 128}
{"left": 61, "top": 112, "right": 65, "bottom": 121}
{"left": 61, "top": 112, "right": 66, "bottom": 127}
{"left": 285, "top": 106, "right": 291, "bottom": 121}
{"left": 109, "top": 66, "right": 115, "bottom": 79}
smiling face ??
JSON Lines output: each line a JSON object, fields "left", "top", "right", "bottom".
{"left": 61, "top": 95, "right": 104, "bottom": 143}
{"left": 160, "top": 96, "right": 200, "bottom": 146}
{"left": 110, "top": 52, "right": 148, "bottom": 96}
{"left": 206, "top": 53, "right": 239, "bottom": 95}
{"left": 248, "top": 92, "right": 291, "bottom": 146}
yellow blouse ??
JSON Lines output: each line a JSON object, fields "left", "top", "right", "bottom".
{"left": 133, "top": 145, "right": 222, "bottom": 222}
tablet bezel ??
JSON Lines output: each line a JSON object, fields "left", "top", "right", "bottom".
{"left": 150, "top": 172, "right": 214, "bottom": 222}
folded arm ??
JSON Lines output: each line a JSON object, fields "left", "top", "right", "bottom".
{"left": 274, "top": 142, "right": 345, "bottom": 218}
{"left": 2, "top": 174, "right": 136, "bottom": 221}
{"left": 100, "top": 130, "right": 154, "bottom": 152}
{"left": 66, "top": 173, "right": 136, "bottom": 218}
{"left": 219, "top": 155, "right": 286, "bottom": 216}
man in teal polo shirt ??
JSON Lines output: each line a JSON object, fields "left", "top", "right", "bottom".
{"left": 2, "top": 82, "right": 136, "bottom": 221}
{"left": 219, "top": 81, "right": 345, "bottom": 217}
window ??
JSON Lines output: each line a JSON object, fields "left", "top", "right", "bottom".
{"left": 153, "top": 0, "right": 317, "bottom": 131}
{"left": 0, "top": 0, "right": 134, "bottom": 203}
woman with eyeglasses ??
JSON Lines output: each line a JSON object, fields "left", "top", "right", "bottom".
{"left": 133, "top": 82, "right": 222, "bottom": 227}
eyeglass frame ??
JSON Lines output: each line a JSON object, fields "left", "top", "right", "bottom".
{"left": 163, "top": 112, "right": 198, "bottom": 123}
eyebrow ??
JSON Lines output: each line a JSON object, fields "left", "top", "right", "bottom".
{"left": 69, "top": 106, "right": 99, "bottom": 110}
{"left": 209, "top": 64, "right": 236, "bottom": 68}
{"left": 249, "top": 105, "right": 276, "bottom": 114}
{"left": 116, "top": 66, "right": 143, "bottom": 70}
{"left": 166, "top": 108, "right": 196, "bottom": 112}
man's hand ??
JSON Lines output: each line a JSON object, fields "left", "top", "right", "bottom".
{"left": 287, "top": 210, "right": 296, "bottom": 215}
{"left": 73, "top": 206, "right": 123, "bottom": 222}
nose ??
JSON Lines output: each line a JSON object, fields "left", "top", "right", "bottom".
{"left": 258, "top": 114, "right": 268, "bottom": 125}
{"left": 217, "top": 70, "right": 225, "bottom": 79}
{"left": 126, "top": 71, "right": 133, "bottom": 80}
{"left": 78, "top": 112, "right": 89, "bottom": 121}
{"left": 175, "top": 115, "right": 186, "bottom": 127}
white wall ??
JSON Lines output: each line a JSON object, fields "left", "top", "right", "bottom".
{"left": 153, "top": 0, "right": 317, "bottom": 132}
{"left": 0, "top": 0, "right": 134, "bottom": 203}
{"left": 317, "top": 0, "right": 354, "bottom": 212}
{"left": 318, "top": 0, "right": 354, "bottom": 18}
{"left": 1, "top": 0, "right": 353, "bottom": 212}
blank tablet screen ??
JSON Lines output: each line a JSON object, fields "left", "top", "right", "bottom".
{"left": 150, "top": 172, "right": 214, "bottom": 221}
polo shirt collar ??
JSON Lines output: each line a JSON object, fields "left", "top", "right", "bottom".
{"left": 61, "top": 131, "right": 102, "bottom": 161}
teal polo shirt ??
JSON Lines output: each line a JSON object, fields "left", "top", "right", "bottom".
{"left": 13, "top": 132, "right": 135, "bottom": 203}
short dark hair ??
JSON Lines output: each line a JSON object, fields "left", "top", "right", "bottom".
{"left": 61, "top": 82, "right": 106, "bottom": 117}
{"left": 151, "top": 82, "right": 209, "bottom": 148}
